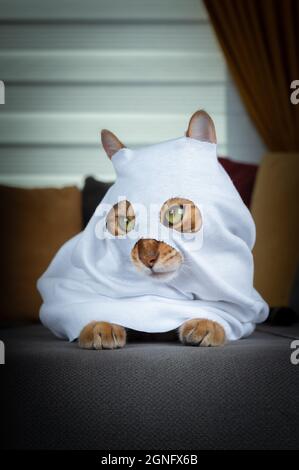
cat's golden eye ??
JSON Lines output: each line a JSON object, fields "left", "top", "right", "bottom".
{"left": 160, "top": 198, "right": 202, "bottom": 232}
{"left": 106, "top": 200, "right": 135, "bottom": 236}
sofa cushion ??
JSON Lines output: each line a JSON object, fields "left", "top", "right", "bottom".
{"left": 0, "top": 185, "right": 82, "bottom": 323}
{"left": 251, "top": 153, "right": 299, "bottom": 306}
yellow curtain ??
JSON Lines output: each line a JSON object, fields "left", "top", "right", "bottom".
{"left": 203, "top": 0, "right": 299, "bottom": 151}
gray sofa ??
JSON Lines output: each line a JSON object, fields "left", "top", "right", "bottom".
{"left": 1, "top": 322, "right": 299, "bottom": 450}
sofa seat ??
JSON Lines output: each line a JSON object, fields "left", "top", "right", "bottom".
{"left": 1, "top": 324, "right": 299, "bottom": 450}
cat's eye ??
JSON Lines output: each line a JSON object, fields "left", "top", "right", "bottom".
{"left": 164, "top": 205, "right": 185, "bottom": 226}
{"left": 117, "top": 216, "right": 135, "bottom": 233}
{"left": 106, "top": 200, "right": 135, "bottom": 236}
{"left": 160, "top": 198, "right": 202, "bottom": 233}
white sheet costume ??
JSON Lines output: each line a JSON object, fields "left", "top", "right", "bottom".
{"left": 38, "top": 136, "right": 268, "bottom": 341}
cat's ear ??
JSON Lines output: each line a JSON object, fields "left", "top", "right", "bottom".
{"left": 186, "top": 110, "right": 217, "bottom": 144}
{"left": 101, "top": 129, "right": 126, "bottom": 159}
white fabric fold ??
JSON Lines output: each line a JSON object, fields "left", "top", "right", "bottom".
{"left": 38, "top": 137, "right": 269, "bottom": 341}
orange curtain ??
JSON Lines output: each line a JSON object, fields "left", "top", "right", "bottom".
{"left": 203, "top": 0, "right": 299, "bottom": 152}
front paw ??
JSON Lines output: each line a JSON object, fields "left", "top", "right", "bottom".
{"left": 79, "top": 321, "right": 126, "bottom": 350}
{"left": 179, "top": 319, "right": 226, "bottom": 347}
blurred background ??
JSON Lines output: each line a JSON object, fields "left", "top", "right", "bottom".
{"left": 0, "top": 0, "right": 264, "bottom": 187}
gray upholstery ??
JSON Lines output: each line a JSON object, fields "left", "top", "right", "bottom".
{"left": 1, "top": 324, "right": 299, "bottom": 450}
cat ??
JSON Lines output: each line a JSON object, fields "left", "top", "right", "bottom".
{"left": 79, "top": 110, "right": 226, "bottom": 349}
{"left": 39, "top": 108, "right": 267, "bottom": 347}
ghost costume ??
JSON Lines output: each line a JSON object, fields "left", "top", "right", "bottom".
{"left": 37, "top": 137, "right": 268, "bottom": 341}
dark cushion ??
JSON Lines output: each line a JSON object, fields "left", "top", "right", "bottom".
{"left": 82, "top": 176, "right": 112, "bottom": 227}
{"left": 218, "top": 157, "right": 258, "bottom": 208}
{"left": 1, "top": 324, "right": 298, "bottom": 450}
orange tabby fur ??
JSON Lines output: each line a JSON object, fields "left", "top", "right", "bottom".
{"left": 79, "top": 321, "right": 126, "bottom": 350}
{"left": 179, "top": 319, "right": 226, "bottom": 346}
{"left": 131, "top": 239, "right": 183, "bottom": 274}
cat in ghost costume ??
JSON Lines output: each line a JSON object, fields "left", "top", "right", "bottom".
{"left": 37, "top": 110, "right": 269, "bottom": 349}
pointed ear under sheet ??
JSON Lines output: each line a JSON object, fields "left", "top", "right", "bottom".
{"left": 101, "top": 129, "right": 126, "bottom": 159}
{"left": 186, "top": 110, "right": 217, "bottom": 144}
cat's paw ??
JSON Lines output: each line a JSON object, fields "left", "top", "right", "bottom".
{"left": 179, "top": 319, "right": 226, "bottom": 347}
{"left": 79, "top": 321, "right": 126, "bottom": 350}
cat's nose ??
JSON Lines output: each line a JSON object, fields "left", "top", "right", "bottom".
{"left": 137, "top": 239, "right": 159, "bottom": 269}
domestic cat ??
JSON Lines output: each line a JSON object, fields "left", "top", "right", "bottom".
{"left": 38, "top": 110, "right": 268, "bottom": 349}
{"left": 79, "top": 111, "right": 227, "bottom": 349}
